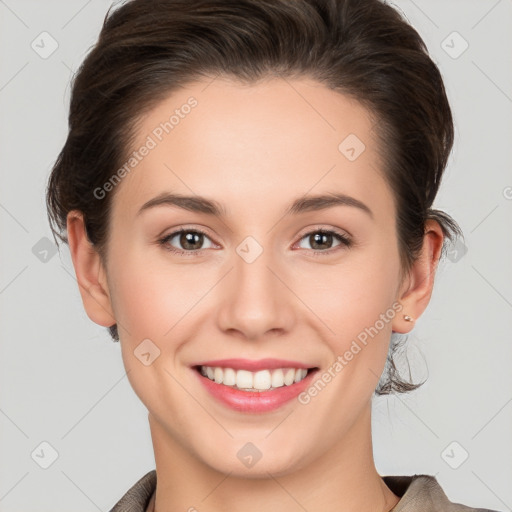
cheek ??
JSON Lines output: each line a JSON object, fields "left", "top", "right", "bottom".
{"left": 111, "top": 269, "right": 164, "bottom": 338}
{"left": 294, "top": 245, "right": 401, "bottom": 333}
{"left": 291, "top": 247, "right": 402, "bottom": 401}
{"left": 108, "top": 254, "right": 196, "bottom": 414}
{"left": 108, "top": 249, "right": 210, "bottom": 339}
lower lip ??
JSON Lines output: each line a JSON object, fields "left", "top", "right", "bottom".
{"left": 193, "top": 368, "right": 318, "bottom": 413}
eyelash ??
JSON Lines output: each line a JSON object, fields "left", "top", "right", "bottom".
{"left": 158, "top": 227, "right": 352, "bottom": 257}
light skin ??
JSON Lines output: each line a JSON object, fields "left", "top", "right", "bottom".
{"left": 66, "top": 77, "right": 444, "bottom": 512}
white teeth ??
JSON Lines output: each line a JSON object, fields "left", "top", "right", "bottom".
{"left": 214, "top": 367, "right": 223, "bottom": 384}
{"left": 253, "top": 370, "right": 271, "bottom": 390}
{"left": 294, "top": 369, "right": 307, "bottom": 382}
{"left": 199, "top": 365, "right": 311, "bottom": 391}
{"left": 284, "top": 368, "right": 296, "bottom": 385}
{"left": 223, "top": 367, "right": 236, "bottom": 386}
{"left": 271, "top": 369, "right": 284, "bottom": 388}
{"left": 236, "top": 370, "right": 253, "bottom": 389}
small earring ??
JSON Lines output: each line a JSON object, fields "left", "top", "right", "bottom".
{"left": 403, "top": 314, "right": 414, "bottom": 322}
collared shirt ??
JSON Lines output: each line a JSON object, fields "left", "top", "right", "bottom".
{"left": 108, "top": 470, "right": 500, "bottom": 512}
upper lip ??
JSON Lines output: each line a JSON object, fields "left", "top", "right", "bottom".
{"left": 193, "top": 358, "right": 317, "bottom": 371}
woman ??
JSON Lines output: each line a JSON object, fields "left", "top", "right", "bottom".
{"left": 45, "top": 0, "right": 500, "bottom": 510}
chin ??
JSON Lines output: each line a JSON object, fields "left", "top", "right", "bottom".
{"left": 195, "top": 438, "right": 310, "bottom": 479}
{"left": 208, "top": 458, "right": 300, "bottom": 479}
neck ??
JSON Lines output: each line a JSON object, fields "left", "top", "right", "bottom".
{"left": 148, "top": 404, "right": 400, "bottom": 512}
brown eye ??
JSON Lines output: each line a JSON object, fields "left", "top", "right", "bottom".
{"left": 159, "top": 228, "right": 215, "bottom": 255}
{"left": 178, "top": 231, "right": 204, "bottom": 250}
{"left": 296, "top": 229, "right": 352, "bottom": 254}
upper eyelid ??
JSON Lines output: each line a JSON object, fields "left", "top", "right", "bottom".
{"left": 162, "top": 225, "right": 350, "bottom": 238}
{"left": 295, "top": 225, "right": 351, "bottom": 239}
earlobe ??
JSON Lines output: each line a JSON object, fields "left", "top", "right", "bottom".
{"left": 392, "top": 219, "right": 445, "bottom": 334}
{"left": 66, "top": 211, "right": 116, "bottom": 327}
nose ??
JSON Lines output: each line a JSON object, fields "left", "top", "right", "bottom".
{"left": 216, "top": 247, "right": 296, "bottom": 341}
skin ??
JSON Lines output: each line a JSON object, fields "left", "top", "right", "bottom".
{"left": 66, "top": 77, "right": 444, "bottom": 512}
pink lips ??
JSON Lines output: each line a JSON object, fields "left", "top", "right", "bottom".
{"left": 192, "top": 359, "right": 318, "bottom": 413}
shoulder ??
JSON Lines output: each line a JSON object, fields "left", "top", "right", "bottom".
{"left": 383, "top": 474, "right": 502, "bottom": 512}
{"left": 109, "top": 470, "right": 157, "bottom": 512}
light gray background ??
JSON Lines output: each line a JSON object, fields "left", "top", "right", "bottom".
{"left": 0, "top": 0, "right": 511, "bottom": 510}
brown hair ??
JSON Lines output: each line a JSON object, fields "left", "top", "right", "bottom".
{"left": 46, "top": 0, "right": 463, "bottom": 395}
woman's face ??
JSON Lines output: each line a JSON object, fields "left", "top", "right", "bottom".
{"left": 99, "top": 77, "right": 409, "bottom": 476}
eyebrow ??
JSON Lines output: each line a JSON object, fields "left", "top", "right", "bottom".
{"left": 137, "top": 191, "right": 373, "bottom": 219}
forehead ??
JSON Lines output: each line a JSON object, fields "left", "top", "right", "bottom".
{"left": 111, "top": 76, "right": 392, "bottom": 220}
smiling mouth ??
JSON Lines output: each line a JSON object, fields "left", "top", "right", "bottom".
{"left": 193, "top": 365, "right": 319, "bottom": 392}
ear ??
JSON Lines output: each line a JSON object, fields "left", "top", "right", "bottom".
{"left": 66, "top": 210, "right": 116, "bottom": 327}
{"left": 392, "top": 219, "right": 445, "bottom": 334}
